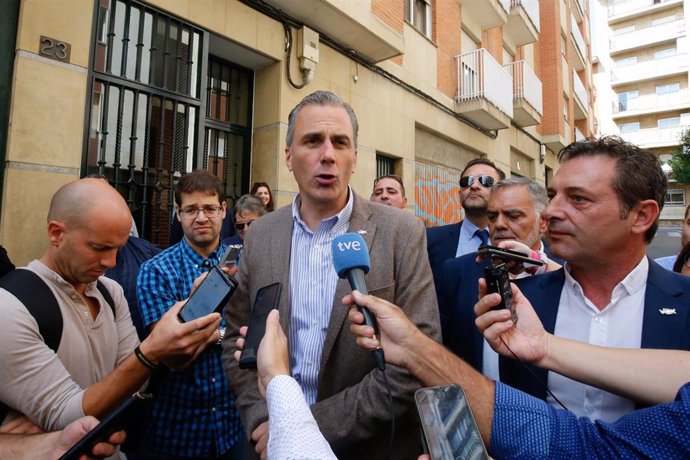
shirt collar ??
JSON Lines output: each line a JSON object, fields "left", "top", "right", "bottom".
{"left": 564, "top": 256, "right": 649, "bottom": 298}
{"left": 179, "top": 237, "right": 224, "bottom": 266}
{"left": 291, "top": 186, "right": 354, "bottom": 234}
{"left": 460, "top": 218, "right": 483, "bottom": 241}
{"left": 28, "top": 259, "right": 100, "bottom": 293}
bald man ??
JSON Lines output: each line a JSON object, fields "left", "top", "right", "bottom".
{"left": 0, "top": 179, "right": 221, "bottom": 435}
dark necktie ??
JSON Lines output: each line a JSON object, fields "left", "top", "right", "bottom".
{"left": 475, "top": 229, "right": 490, "bottom": 246}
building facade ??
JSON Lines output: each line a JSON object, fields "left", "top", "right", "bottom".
{"left": 0, "top": 0, "right": 594, "bottom": 264}
{"left": 592, "top": 0, "right": 690, "bottom": 222}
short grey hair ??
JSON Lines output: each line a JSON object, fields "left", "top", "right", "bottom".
{"left": 233, "top": 194, "right": 266, "bottom": 217}
{"left": 285, "top": 90, "right": 359, "bottom": 148}
{"left": 492, "top": 177, "right": 548, "bottom": 215}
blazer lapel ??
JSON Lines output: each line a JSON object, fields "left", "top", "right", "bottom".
{"left": 271, "top": 208, "right": 296, "bottom": 332}
{"left": 320, "top": 196, "right": 376, "bottom": 370}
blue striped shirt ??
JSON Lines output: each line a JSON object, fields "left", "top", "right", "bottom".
{"left": 137, "top": 238, "right": 241, "bottom": 457}
{"left": 288, "top": 191, "right": 353, "bottom": 405}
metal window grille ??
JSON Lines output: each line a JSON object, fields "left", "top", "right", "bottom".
{"left": 376, "top": 155, "right": 396, "bottom": 178}
{"left": 85, "top": 0, "right": 252, "bottom": 247}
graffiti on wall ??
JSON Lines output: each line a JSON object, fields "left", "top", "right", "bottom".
{"left": 415, "top": 162, "right": 463, "bottom": 227}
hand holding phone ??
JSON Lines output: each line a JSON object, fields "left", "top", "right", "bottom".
{"left": 178, "top": 266, "right": 238, "bottom": 323}
{"left": 58, "top": 392, "right": 152, "bottom": 460}
{"left": 239, "top": 282, "right": 282, "bottom": 369}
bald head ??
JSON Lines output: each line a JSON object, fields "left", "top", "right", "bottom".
{"left": 48, "top": 178, "right": 131, "bottom": 229}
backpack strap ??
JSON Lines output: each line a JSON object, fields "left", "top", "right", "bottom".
{"left": 0, "top": 269, "right": 63, "bottom": 351}
{"left": 96, "top": 280, "right": 116, "bottom": 319}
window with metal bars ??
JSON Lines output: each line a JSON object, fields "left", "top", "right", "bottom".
{"left": 85, "top": 0, "right": 253, "bottom": 248}
{"left": 376, "top": 154, "right": 396, "bottom": 178}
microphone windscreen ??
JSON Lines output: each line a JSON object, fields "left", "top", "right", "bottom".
{"left": 332, "top": 233, "right": 371, "bottom": 278}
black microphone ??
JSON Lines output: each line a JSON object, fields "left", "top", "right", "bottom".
{"left": 332, "top": 233, "right": 385, "bottom": 371}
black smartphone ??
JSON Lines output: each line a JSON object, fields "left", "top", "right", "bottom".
{"left": 178, "top": 266, "right": 238, "bottom": 323}
{"left": 476, "top": 245, "right": 544, "bottom": 266}
{"left": 415, "top": 385, "right": 489, "bottom": 460}
{"left": 239, "top": 282, "right": 282, "bottom": 369}
{"left": 484, "top": 263, "right": 517, "bottom": 323}
{"left": 58, "top": 392, "right": 153, "bottom": 460}
{"left": 220, "top": 244, "right": 243, "bottom": 268}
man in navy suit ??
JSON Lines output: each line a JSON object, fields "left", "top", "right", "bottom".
{"left": 443, "top": 177, "right": 555, "bottom": 376}
{"left": 427, "top": 158, "right": 505, "bottom": 306}
{"left": 503, "top": 136, "right": 690, "bottom": 423}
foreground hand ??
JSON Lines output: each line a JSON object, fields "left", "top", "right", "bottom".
{"left": 474, "top": 278, "right": 548, "bottom": 365}
{"left": 342, "top": 290, "right": 424, "bottom": 369}
{"left": 50, "top": 416, "right": 125, "bottom": 460}
{"left": 234, "top": 310, "right": 289, "bottom": 398}
{"left": 0, "top": 415, "right": 44, "bottom": 434}
{"left": 251, "top": 421, "right": 269, "bottom": 460}
{"left": 141, "top": 300, "right": 221, "bottom": 370}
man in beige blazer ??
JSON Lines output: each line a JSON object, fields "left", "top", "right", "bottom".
{"left": 222, "top": 90, "right": 441, "bottom": 459}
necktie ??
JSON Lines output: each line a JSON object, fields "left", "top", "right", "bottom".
{"left": 475, "top": 229, "right": 490, "bottom": 246}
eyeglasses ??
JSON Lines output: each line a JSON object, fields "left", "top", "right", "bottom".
{"left": 179, "top": 206, "right": 223, "bottom": 219}
{"left": 459, "top": 175, "right": 495, "bottom": 189}
{"left": 235, "top": 220, "right": 255, "bottom": 230}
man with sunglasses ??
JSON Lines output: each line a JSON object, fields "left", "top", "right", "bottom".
{"left": 135, "top": 170, "right": 244, "bottom": 459}
{"left": 371, "top": 174, "right": 408, "bottom": 209}
{"left": 427, "top": 158, "right": 505, "bottom": 308}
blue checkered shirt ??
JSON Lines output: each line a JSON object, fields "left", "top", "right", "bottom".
{"left": 137, "top": 238, "right": 241, "bottom": 457}
{"left": 491, "top": 381, "right": 690, "bottom": 458}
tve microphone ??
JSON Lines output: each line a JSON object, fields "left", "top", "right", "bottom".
{"left": 332, "top": 233, "right": 385, "bottom": 371}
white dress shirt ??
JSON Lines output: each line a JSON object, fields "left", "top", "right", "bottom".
{"left": 547, "top": 257, "right": 648, "bottom": 422}
{"left": 267, "top": 375, "right": 337, "bottom": 459}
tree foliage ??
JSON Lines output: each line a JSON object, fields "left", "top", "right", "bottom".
{"left": 668, "top": 127, "right": 690, "bottom": 184}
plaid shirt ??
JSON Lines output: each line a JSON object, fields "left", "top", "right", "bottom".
{"left": 137, "top": 238, "right": 241, "bottom": 457}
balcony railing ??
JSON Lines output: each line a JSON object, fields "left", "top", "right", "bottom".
{"left": 505, "top": 60, "right": 542, "bottom": 114}
{"left": 610, "top": 18, "right": 685, "bottom": 51}
{"left": 573, "top": 69, "right": 589, "bottom": 110}
{"left": 455, "top": 49, "right": 513, "bottom": 117}
{"left": 608, "top": 0, "right": 680, "bottom": 18}
{"left": 575, "top": 126, "right": 585, "bottom": 141}
{"left": 571, "top": 14, "right": 586, "bottom": 64}
{"left": 613, "top": 89, "right": 690, "bottom": 114}
{"left": 620, "top": 125, "right": 689, "bottom": 147}
{"left": 611, "top": 53, "right": 689, "bottom": 84}
{"left": 511, "top": 0, "right": 540, "bottom": 31}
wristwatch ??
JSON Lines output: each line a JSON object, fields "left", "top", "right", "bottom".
{"left": 216, "top": 327, "right": 226, "bottom": 346}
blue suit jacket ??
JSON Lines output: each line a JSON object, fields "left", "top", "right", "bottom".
{"left": 441, "top": 238, "right": 558, "bottom": 372}
{"left": 427, "top": 221, "right": 463, "bottom": 307}
{"left": 440, "top": 253, "right": 489, "bottom": 367}
{"left": 504, "top": 258, "right": 690, "bottom": 400}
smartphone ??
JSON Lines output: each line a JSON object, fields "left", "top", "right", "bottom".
{"left": 220, "top": 244, "right": 243, "bottom": 268}
{"left": 476, "top": 245, "right": 544, "bottom": 266}
{"left": 239, "top": 282, "right": 282, "bottom": 369}
{"left": 484, "top": 263, "right": 517, "bottom": 323}
{"left": 59, "top": 392, "right": 153, "bottom": 460}
{"left": 178, "top": 266, "right": 238, "bottom": 323}
{"left": 415, "top": 385, "right": 489, "bottom": 460}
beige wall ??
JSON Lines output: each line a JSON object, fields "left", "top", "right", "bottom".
{"left": 3, "top": 0, "right": 551, "bottom": 262}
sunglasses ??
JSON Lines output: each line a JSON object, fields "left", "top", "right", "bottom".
{"left": 235, "top": 220, "right": 255, "bottom": 230}
{"left": 459, "top": 175, "right": 495, "bottom": 188}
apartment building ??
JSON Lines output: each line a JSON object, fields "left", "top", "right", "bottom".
{"left": 592, "top": 0, "right": 690, "bottom": 222}
{"left": 0, "top": 0, "right": 594, "bottom": 264}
